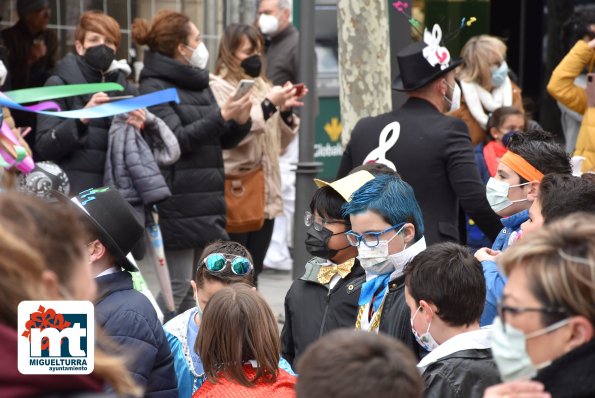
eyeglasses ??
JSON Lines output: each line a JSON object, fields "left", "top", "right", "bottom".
{"left": 304, "top": 211, "right": 348, "bottom": 232}
{"left": 344, "top": 223, "right": 405, "bottom": 248}
{"left": 497, "top": 303, "right": 567, "bottom": 331}
{"left": 202, "top": 253, "right": 253, "bottom": 276}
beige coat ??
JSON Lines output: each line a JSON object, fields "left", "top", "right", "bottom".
{"left": 209, "top": 74, "right": 298, "bottom": 219}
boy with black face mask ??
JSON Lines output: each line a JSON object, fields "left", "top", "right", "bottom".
{"left": 280, "top": 170, "right": 373, "bottom": 366}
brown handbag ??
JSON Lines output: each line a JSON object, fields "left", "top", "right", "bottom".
{"left": 225, "top": 165, "right": 265, "bottom": 233}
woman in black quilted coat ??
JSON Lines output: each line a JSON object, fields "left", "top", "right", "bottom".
{"left": 133, "top": 10, "right": 252, "bottom": 313}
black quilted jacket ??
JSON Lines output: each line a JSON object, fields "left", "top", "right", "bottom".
{"left": 36, "top": 54, "right": 137, "bottom": 194}
{"left": 138, "top": 51, "right": 251, "bottom": 249}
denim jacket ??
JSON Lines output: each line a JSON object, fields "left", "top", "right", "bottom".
{"left": 491, "top": 210, "right": 529, "bottom": 251}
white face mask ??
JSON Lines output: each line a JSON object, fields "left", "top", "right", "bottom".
{"left": 485, "top": 177, "right": 529, "bottom": 213}
{"left": 411, "top": 306, "right": 439, "bottom": 351}
{"left": 185, "top": 42, "right": 209, "bottom": 69}
{"left": 491, "top": 316, "right": 570, "bottom": 382}
{"left": 0, "top": 60, "right": 7, "bottom": 86}
{"left": 357, "top": 225, "right": 404, "bottom": 275}
{"left": 444, "top": 81, "right": 461, "bottom": 113}
{"left": 491, "top": 61, "right": 509, "bottom": 88}
{"left": 258, "top": 13, "right": 279, "bottom": 35}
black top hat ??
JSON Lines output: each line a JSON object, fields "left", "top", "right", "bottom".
{"left": 53, "top": 187, "right": 144, "bottom": 272}
{"left": 392, "top": 41, "right": 462, "bottom": 92}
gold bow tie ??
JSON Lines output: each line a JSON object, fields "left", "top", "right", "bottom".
{"left": 317, "top": 258, "right": 355, "bottom": 285}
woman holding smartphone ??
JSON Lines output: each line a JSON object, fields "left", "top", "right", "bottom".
{"left": 132, "top": 11, "right": 253, "bottom": 313}
{"left": 210, "top": 23, "right": 306, "bottom": 285}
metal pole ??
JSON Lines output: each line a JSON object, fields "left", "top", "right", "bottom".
{"left": 293, "top": 0, "right": 322, "bottom": 280}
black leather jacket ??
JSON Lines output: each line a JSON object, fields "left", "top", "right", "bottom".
{"left": 422, "top": 348, "right": 500, "bottom": 398}
{"left": 281, "top": 258, "right": 365, "bottom": 366}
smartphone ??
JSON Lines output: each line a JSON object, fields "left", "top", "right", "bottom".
{"left": 106, "top": 95, "right": 134, "bottom": 102}
{"left": 587, "top": 73, "right": 595, "bottom": 108}
{"left": 233, "top": 79, "right": 254, "bottom": 100}
{"left": 293, "top": 83, "right": 305, "bottom": 97}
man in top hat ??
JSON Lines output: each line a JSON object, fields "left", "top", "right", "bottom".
{"left": 63, "top": 186, "right": 178, "bottom": 398}
{"left": 337, "top": 31, "right": 501, "bottom": 246}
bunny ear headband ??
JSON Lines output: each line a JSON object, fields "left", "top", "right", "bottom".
{"left": 392, "top": 1, "right": 477, "bottom": 70}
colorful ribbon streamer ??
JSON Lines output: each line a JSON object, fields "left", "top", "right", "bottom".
{"left": 0, "top": 88, "right": 180, "bottom": 119}
{"left": 0, "top": 121, "right": 34, "bottom": 173}
{"left": 4, "top": 83, "right": 124, "bottom": 104}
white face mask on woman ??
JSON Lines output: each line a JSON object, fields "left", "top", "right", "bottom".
{"left": 491, "top": 316, "right": 570, "bottom": 382}
{"left": 185, "top": 42, "right": 209, "bottom": 69}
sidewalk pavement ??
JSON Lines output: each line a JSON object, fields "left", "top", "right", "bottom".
{"left": 138, "top": 258, "right": 293, "bottom": 326}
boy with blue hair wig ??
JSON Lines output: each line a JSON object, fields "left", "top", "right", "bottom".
{"left": 343, "top": 174, "right": 427, "bottom": 359}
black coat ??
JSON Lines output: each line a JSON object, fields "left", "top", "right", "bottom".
{"left": 35, "top": 54, "right": 137, "bottom": 194}
{"left": 337, "top": 98, "right": 501, "bottom": 245}
{"left": 95, "top": 271, "right": 178, "bottom": 398}
{"left": 422, "top": 349, "right": 500, "bottom": 398}
{"left": 281, "top": 258, "right": 365, "bottom": 366}
{"left": 138, "top": 51, "right": 251, "bottom": 250}
{"left": 378, "top": 274, "right": 426, "bottom": 360}
{"left": 534, "top": 338, "right": 595, "bottom": 398}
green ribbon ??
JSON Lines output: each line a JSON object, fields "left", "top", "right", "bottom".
{"left": 4, "top": 83, "right": 124, "bottom": 104}
{"left": 13, "top": 145, "right": 27, "bottom": 163}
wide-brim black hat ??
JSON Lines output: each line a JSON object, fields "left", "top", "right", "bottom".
{"left": 53, "top": 187, "right": 143, "bottom": 272}
{"left": 392, "top": 41, "right": 462, "bottom": 92}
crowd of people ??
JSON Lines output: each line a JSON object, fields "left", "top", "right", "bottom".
{"left": 1, "top": 1, "right": 595, "bottom": 398}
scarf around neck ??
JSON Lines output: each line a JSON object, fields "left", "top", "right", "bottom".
{"left": 460, "top": 78, "right": 513, "bottom": 129}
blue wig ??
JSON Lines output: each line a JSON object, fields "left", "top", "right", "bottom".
{"left": 342, "top": 174, "right": 425, "bottom": 240}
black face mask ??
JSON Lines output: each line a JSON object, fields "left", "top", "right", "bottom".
{"left": 240, "top": 54, "right": 262, "bottom": 78}
{"left": 305, "top": 224, "right": 350, "bottom": 260}
{"left": 83, "top": 44, "right": 115, "bottom": 72}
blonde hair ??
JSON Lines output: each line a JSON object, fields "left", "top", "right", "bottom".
{"left": 0, "top": 192, "right": 141, "bottom": 397}
{"left": 500, "top": 213, "right": 595, "bottom": 327}
{"left": 458, "top": 35, "right": 507, "bottom": 89}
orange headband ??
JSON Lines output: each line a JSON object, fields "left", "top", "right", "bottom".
{"left": 500, "top": 151, "right": 544, "bottom": 182}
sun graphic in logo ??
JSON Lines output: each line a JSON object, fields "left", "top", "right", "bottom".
{"left": 324, "top": 117, "right": 342, "bottom": 142}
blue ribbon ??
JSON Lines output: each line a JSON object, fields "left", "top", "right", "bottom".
{"left": 0, "top": 88, "right": 179, "bottom": 119}
{"left": 358, "top": 273, "right": 391, "bottom": 312}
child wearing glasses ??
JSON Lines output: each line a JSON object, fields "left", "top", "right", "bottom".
{"left": 342, "top": 174, "right": 426, "bottom": 358}
{"left": 280, "top": 171, "right": 375, "bottom": 367}
{"left": 164, "top": 240, "right": 293, "bottom": 397}
{"left": 404, "top": 242, "right": 500, "bottom": 398}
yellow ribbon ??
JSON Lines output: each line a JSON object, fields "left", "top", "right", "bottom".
{"left": 317, "top": 258, "right": 355, "bottom": 285}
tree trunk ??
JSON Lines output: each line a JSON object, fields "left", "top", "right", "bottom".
{"left": 337, "top": 0, "right": 393, "bottom": 147}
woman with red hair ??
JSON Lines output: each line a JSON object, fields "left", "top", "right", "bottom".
{"left": 36, "top": 11, "right": 144, "bottom": 193}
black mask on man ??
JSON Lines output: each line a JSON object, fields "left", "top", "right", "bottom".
{"left": 240, "top": 54, "right": 262, "bottom": 78}
{"left": 83, "top": 44, "right": 115, "bottom": 72}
